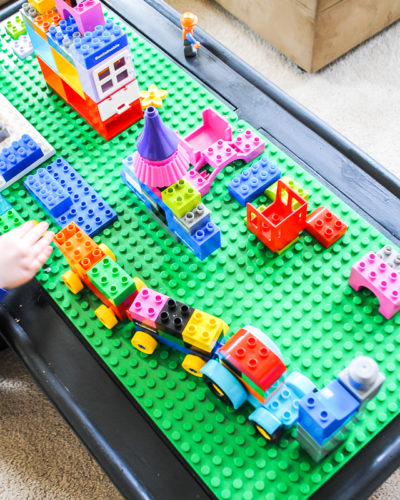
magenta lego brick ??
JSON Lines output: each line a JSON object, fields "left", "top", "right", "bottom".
{"left": 55, "top": 0, "right": 105, "bottom": 35}
{"left": 128, "top": 287, "right": 169, "bottom": 329}
{"left": 24, "top": 157, "right": 117, "bottom": 236}
{"left": 228, "top": 156, "right": 282, "bottom": 206}
{"left": 0, "top": 134, "right": 43, "bottom": 183}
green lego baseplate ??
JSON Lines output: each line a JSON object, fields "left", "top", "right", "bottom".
{"left": 1, "top": 6, "right": 400, "bottom": 500}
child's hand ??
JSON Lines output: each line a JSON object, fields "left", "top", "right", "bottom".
{"left": 0, "top": 221, "right": 54, "bottom": 289}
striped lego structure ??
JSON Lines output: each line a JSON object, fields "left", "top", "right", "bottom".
{"left": 21, "top": 0, "right": 143, "bottom": 140}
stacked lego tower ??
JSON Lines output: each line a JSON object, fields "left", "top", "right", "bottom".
{"left": 21, "top": 0, "right": 143, "bottom": 140}
{"left": 122, "top": 107, "right": 222, "bottom": 260}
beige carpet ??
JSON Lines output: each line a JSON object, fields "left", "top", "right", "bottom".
{"left": 1, "top": 0, "right": 400, "bottom": 498}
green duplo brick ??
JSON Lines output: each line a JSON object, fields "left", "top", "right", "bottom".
{"left": 2, "top": 5, "right": 400, "bottom": 499}
{"left": 0, "top": 208, "right": 23, "bottom": 234}
{"left": 5, "top": 15, "right": 26, "bottom": 39}
{"left": 87, "top": 256, "right": 137, "bottom": 306}
{"left": 161, "top": 179, "right": 201, "bottom": 218}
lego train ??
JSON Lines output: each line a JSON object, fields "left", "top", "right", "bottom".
{"left": 54, "top": 222, "right": 384, "bottom": 461}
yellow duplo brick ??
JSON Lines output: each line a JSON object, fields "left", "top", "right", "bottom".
{"left": 182, "top": 309, "right": 224, "bottom": 352}
{"left": 51, "top": 48, "right": 85, "bottom": 98}
{"left": 28, "top": 0, "right": 56, "bottom": 15}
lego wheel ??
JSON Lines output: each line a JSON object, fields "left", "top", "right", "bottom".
{"left": 62, "top": 270, "right": 84, "bottom": 294}
{"left": 254, "top": 423, "right": 282, "bottom": 443}
{"left": 204, "top": 378, "right": 232, "bottom": 405}
{"left": 131, "top": 331, "right": 158, "bottom": 355}
{"left": 182, "top": 355, "right": 206, "bottom": 377}
{"left": 99, "top": 243, "right": 116, "bottom": 261}
{"left": 95, "top": 305, "right": 118, "bottom": 329}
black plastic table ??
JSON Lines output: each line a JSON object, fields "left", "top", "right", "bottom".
{"left": 1, "top": 1, "right": 400, "bottom": 499}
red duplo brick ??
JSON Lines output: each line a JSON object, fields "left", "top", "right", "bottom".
{"left": 306, "top": 206, "right": 347, "bottom": 248}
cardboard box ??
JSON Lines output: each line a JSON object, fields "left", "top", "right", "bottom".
{"left": 214, "top": 0, "right": 400, "bottom": 72}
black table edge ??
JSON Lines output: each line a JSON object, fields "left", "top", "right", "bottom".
{"left": 1, "top": 0, "right": 400, "bottom": 499}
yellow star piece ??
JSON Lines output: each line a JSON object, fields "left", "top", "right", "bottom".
{"left": 140, "top": 84, "right": 168, "bottom": 109}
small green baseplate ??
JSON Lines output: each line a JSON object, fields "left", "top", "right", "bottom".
{"left": 1, "top": 7, "right": 399, "bottom": 500}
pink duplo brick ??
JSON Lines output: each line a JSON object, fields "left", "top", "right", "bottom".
{"left": 234, "top": 130, "right": 265, "bottom": 162}
{"left": 202, "top": 139, "right": 236, "bottom": 169}
{"left": 349, "top": 252, "right": 400, "bottom": 320}
{"left": 128, "top": 287, "right": 169, "bottom": 328}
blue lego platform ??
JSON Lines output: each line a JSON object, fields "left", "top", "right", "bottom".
{"left": 0, "top": 134, "right": 43, "bottom": 183}
{"left": 228, "top": 156, "right": 282, "bottom": 206}
{"left": 71, "top": 19, "right": 128, "bottom": 69}
{"left": 298, "top": 379, "right": 361, "bottom": 445}
{"left": 24, "top": 157, "right": 117, "bottom": 236}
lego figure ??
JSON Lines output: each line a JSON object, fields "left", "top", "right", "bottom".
{"left": 180, "top": 12, "right": 200, "bottom": 57}
{"left": 0, "top": 221, "right": 54, "bottom": 295}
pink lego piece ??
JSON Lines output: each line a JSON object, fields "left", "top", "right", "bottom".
{"left": 349, "top": 252, "right": 400, "bottom": 320}
{"left": 202, "top": 139, "right": 237, "bottom": 169}
{"left": 234, "top": 130, "right": 265, "bottom": 162}
{"left": 179, "top": 108, "right": 232, "bottom": 168}
{"left": 55, "top": 0, "right": 105, "bottom": 35}
{"left": 128, "top": 287, "right": 169, "bottom": 329}
{"left": 183, "top": 170, "right": 209, "bottom": 196}
{"left": 132, "top": 146, "right": 190, "bottom": 188}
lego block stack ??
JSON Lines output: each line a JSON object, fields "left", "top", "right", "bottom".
{"left": 297, "top": 357, "right": 385, "bottom": 462}
{"left": 122, "top": 106, "right": 222, "bottom": 260}
{"left": 20, "top": 0, "right": 143, "bottom": 140}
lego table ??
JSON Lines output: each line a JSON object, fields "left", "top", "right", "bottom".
{"left": 1, "top": 0, "right": 400, "bottom": 499}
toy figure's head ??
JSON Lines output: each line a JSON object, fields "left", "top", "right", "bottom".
{"left": 180, "top": 11, "right": 198, "bottom": 30}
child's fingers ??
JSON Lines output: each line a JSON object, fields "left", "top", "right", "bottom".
{"left": 23, "top": 221, "right": 50, "bottom": 245}
{"left": 31, "top": 245, "right": 53, "bottom": 272}
{"left": 10, "top": 220, "right": 36, "bottom": 237}
{"left": 31, "top": 231, "right": 55, "bottom": 258}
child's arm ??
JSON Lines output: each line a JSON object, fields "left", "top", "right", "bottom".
{"left": 0, "top": 221, "right": 54, "bottom": 291}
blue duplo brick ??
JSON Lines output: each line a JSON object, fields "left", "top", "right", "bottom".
{"left": 24, "top": 157, "right": 117, "bottom": 236}
{"left": 298, "top": 379, "right": 360, "bottom": 445}
{"left": 0, "top": 134, "right": 43, "bottom": 183}
{"left": 192, "top": 221, "right": 221, "bottom": 260}
{"left": 228, "top": 156, "right": 282, "bottom": 206}
{"left": 24, "top": 169, "right": 72, "bottom": 217}
{"left": 70, "top": 19, "right": 128, "bottom": 70}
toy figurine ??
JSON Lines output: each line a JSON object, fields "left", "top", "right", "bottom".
{"left": 180, "top": 11, "right": 200, "bottom": 57}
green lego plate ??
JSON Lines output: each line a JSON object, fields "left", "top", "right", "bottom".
{"left": 1, "top": 7, "right": 399, "bottom": 500}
